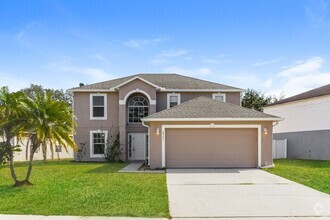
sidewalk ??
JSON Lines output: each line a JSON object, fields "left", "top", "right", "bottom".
{"left": 0, "top": 215, "right": 167, "bottom": 220}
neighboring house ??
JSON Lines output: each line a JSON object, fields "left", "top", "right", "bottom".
{"left": 11, "top": 137, "right": 74, "bottom": 162}
{"left": 69, "top": 73, "right": 281, "bottom": 168}
{"left": 264, "top": 84, "right": 330, "bottom": 160}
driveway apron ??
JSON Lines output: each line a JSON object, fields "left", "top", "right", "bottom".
{"left": 166, "top": 169, "right": 330, "bottom": 218}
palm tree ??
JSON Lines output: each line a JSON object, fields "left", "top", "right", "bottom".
{"left": 0, "top": 87, "right": 76, "bottom": 187}
{"left": 0, "top": 87, "right": 26, "bottom": 184}
{"left": 20, "top": 92, "right": 77, "bottom": 185}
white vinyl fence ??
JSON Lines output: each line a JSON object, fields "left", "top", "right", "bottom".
{"left": 272, "top": 139, "right": 287, "bottom": 159}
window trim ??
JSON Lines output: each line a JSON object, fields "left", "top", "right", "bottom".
{"left": 167, "top": 93, "right": 181, "bottom": 109}
{"left": 90, "top": 93, "right": 107, "bottom": 120}
{"left": 212, "top": 93, "right": 226, "bottom": 102}
{"left": 90, "top": 130, "right": 108, "bottom": 158}
{"left": 128, "top": 96, "right": 149, "bottom": 123}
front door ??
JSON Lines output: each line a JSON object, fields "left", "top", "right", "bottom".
{"left": 128, "top": 133, "right": 147, "bottom": 161}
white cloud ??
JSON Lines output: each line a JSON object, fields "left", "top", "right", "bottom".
{"left": 267, "top": 72, "right": 330, "bottom": 97}
{"left": 252, "top": 56, "right": 285, "bottom": 67}
{"left": 202, "top": 58, "right": 230, "bottom": 64}
{"left": 123, "top": 37, "right": 168, "bottom": 49}
{"left": 0, "top": 71, "right": 30, "bottom": 91}
{"left": 202, "top": 59, "right": 220, "bottom": 64}
{"left": 151, "top": 49, "right": 188, "bottom": 64}
{"left": 47, "top": 63, "right": 114, "bottom": 82}
{"left": 224, "top": 56, "right": 330, "bottom": 98}
{"left": 278, "top": 57, "right": 323, "bottom": 77}
{"left": 268, "top": 56, "right": 330, "bottom": 97}
{"left": 223, "top": 72, "right": 268, "bottom": 90}
{"left": 163, "top": 66, "right": 212, "bottom": 76}
{"left": 160, "top": 49, "right": 187, "bottom": 57}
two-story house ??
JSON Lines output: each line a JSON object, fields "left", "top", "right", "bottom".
{"left": 69, "top": 73, "right": 281, "bottom": 169}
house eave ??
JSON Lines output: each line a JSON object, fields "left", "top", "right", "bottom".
{"left": 68, "top": 89, "right": 116, "bottom": 93}
{"left": 158, "top": 89, "right": 244, "bottom": 92}
{"left": 141, "top": 117, "right": 284, "bottom": 122}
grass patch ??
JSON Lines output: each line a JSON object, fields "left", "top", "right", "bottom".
{"left": 0, "top": 160, "right": 169, "bottom": 217}
{"left": 264, "top": 159, "right": 330, "bottom": 194}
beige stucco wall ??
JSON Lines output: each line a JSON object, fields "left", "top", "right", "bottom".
{"left": 73, "top": 78, "right": 242, "bottom": 162}
{"left": 148, "top": 120, "right": 274, "bottom": 169}
{"left": 156, "top": 92, "right": 241, "bottom": 111}
{"left": 118, "top": 79, "right": 157, "bottom": 161}
{"left": 73, "top": 92, "right": 119, "bottom": 161}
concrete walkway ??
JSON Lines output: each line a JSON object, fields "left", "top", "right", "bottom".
{"left": 167, "top": 169, "right": 330, "bottom": 219}
{"left": 118, "top": 162, "right": 164, "bottom": 173}
{"left": 0, "top": 215, "right": 166, "bottom": 220}
{"left": 118, "top": 161, "right": 144, "bottom": 173}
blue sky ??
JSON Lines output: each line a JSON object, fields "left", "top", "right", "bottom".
{"left": 1, "top": 0, "right": 330, "bottom": 97}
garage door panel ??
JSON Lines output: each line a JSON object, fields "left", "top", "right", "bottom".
{"left": 166, "top": 128, "right": 258, "bottom": 168}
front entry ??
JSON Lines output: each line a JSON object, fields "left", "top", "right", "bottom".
{"left": 128, "top": 133, "right": 147, "bottom": 161}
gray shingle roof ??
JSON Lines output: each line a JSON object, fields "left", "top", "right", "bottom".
{"left": 267, "top": 84, "right": 330, "bottom": 107}
{"left": 70, "top": 73, "right": 242, "bottom": 91}
{"left": 143, "top": 96, "right": 280, "bottom": 121}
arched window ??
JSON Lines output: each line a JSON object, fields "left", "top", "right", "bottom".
{"left": 128, "top": 96, "right": 149, "bottom": 123}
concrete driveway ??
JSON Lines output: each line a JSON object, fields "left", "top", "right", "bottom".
{"left": 167, "top": 169, "right": 330, "bottom": 219}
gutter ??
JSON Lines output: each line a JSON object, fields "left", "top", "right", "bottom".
{"left": 142, "top": 117, "right": 284, "bottom": 122}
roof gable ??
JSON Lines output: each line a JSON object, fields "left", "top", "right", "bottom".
{"left": 142, "top": 96, "right": 281, "bottom": 121}
{"left": 112, "top": 76, "right": 164, "bottom": 90}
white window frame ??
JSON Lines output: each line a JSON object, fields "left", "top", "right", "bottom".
{"left": 90, "top": 130, "right": 108, "bottom": 158}
{"left": 90, "top": 93, "right": 107, "bottom": 120}
{"left": 212, "top": 93, "right": 226, "bottom": 102}
{"left": 127, "top": 96, "right": 149, "bottom": 123}
{"left": 167, "top": 93, "right": 181, "bottom": 109}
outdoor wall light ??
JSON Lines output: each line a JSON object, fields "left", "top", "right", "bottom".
{"left": 156, "top": 128, "right": 160, "bottom": 135}
{"left": 263, "top": 128, "right": 268, "bottom": 135}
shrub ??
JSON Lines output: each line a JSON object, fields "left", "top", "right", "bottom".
{"left": 0, "top": 142, "right": 21, "bottom": 165}
{"left": 105, "top": 133, "right": 121, "bottom": 162}
{"left": 0, "top": 142, "right": 9, "bottom": 165}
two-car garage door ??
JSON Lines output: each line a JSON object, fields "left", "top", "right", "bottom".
{"left": 165, "top": 128, "right": 258, "bottom": 168}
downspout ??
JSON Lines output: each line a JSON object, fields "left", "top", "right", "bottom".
{"left": 69, "top": 91, "right": 76, "bottom": 158}
{"left": 142, "top": 121, "right": 151, "bottom": 166}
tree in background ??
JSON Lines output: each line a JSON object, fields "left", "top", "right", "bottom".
{"left": 241, "top": 89, "right": 284, "bottom": 112}
{"left": 21, "top": 84, "right": 72, "bottom": 106}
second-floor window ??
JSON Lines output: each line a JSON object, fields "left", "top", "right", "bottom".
{"left": 167, "top": 93, "right": 181, "bottom": 108}
{"left": 128, "top": 96, "right": 149, "bottom": 123}
{"left": 212, "top": 93, "right": 226, "bottom": 102}
{"left": 90, "top": 94, "right": 107, "bottom": 120}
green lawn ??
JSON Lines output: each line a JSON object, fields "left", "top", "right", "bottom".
{"left": 0, "top": 160, "right": 169, "bottom": 217}
{"left": 264, "top": 159, "right": 330, "bottom": 194}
